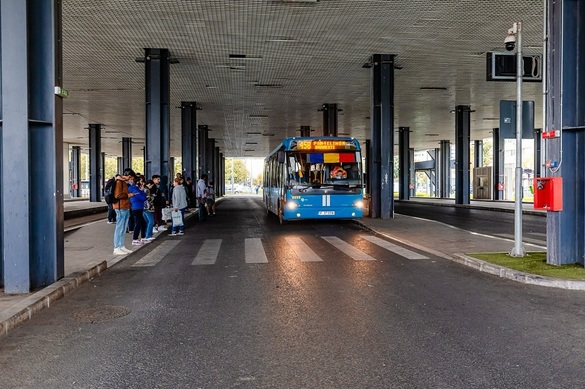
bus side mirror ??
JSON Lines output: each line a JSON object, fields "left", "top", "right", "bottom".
{"left": 278, "top": 151, "right": 285, "bottom": 164}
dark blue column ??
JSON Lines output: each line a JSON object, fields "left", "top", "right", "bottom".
{"left": 409, "top": 148, "right": 415, "bottom": 197}
{"left": 122, "top": 137, "right": 132, "bottom": 171}
{"left": 117, "top": 157, "right": 123, "bottom": 174}
{"left": 455, "top": 105, "right": 471, "bottom": 204}
{"left": 198, "top": 125, "right": 209, "bottom": 177}
{"left": 492, "top": 128, "right": 505, "bottom": 200}
{"left": 206, "top": 138, "right": 215, "bottom": 179}
{"left": 364, "top": 139, "right": 371, "bottom": 200}
{"left": 474, "top": 140, "right": 483, "bottom": 168}
{"left": 88, "top": 123, "right": 102, "bottom": 202}
{"left": 322, "top": 104, "right": 338, "bottom": 137}
{"left": 101, "top": 152, "right": 106, "bottom": 195}
{"left": 144, "top": 48, "right": 171, "bottom": 202}
{"left": 546, "top": 0, "right": 585, "bottom": 265}
{"left": 181, "top": 102, "right": 197, "bottom": 182}
{"left": 218, "top": 153, "right": 224, "bottom": 197}
{"left": 438, "top": 140, "right": 451, "bottom": 198}
{"left": 370, "top": 54, "right": 395, "bottom": 219}
{"left": 398, "top": 127, "right": 410, "bottom": 200}
{"left": 71, "top": 146, "right": 81, "bottom": 197}
{"left": 1, "top": 0, "right": 64, "bottom": 292}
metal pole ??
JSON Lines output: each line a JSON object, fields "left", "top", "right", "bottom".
{"left": 510, "top": 21, "right": 526, "bottom": 257}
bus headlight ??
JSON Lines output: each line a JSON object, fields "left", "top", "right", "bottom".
{"left": 286, "top": 201, "right": 298, "bottom": 210}
{"left": 354, "top": 200, "right": 364, "bottom": 209}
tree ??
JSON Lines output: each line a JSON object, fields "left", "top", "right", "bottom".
{"left": 225, "top": 158, "right": 249, "bottom": 184}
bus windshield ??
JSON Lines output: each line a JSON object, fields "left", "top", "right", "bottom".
{"left": 286, "top": 151, "right": 362, "bottom": 193}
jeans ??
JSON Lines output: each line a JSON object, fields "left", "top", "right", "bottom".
{"left": 198, "top": 197, "right": 206, "bottom": 221}
{"left": 172, "top": 208, "right": 185, "bottom": 233}
{"left": 143, "top": 211, "right": 154, "bottom": 239}
{"left": 114, "top": 209, "right": 130, "bottom": 248}
{"left": 107, "top": 203, "right": 116, "bottom": 222}
{"left": 132, "top": 209, "right": 145, "bottom": 240}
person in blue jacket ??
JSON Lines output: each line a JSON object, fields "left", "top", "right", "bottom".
{"left": 128, "top": 175, "right": 148, "bottom": 246}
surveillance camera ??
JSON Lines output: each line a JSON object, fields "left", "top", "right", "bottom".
{"left": 504, "top": 34, "right": 516, "bottom": 51}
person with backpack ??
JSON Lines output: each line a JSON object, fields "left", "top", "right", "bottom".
{"left": 104, "top": 174, "right": 119, "bottom": 224}
{"left": 112, "top": 169, "right": 135, "bottom": 255}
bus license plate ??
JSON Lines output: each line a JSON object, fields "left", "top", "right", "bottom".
{"left": 318, "top": 211, "right": 335, "bottom": 216}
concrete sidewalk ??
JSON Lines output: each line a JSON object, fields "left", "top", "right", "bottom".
{"left": 0, "top": 198, "right": 581, "bottom": 340}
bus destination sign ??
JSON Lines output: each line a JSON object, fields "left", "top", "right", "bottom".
{"left": 293, "top": 140, "right": 356, "bottom": 151}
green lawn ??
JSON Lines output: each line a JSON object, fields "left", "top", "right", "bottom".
{"left": 469, "top": 252, "right": 585, "bottom": 280}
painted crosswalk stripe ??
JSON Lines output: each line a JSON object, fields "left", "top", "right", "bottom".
{"left": 361, "top": 235, "right": 429, "bottom": 260}
{"left": 132, "top": 241, "right": 181, "bottom": 267}
{"left": 192, "top": 239, "right": 222, "bottom": 265}
{"left": 245, "top": 238, "right": 268, "bottom": 263}
{"left": 321, "top": 236, "right": 376, "bottom": 261}
{"left": 284, "top": 236, "right": 323, "bottom": 262}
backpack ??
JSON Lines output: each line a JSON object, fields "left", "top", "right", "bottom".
{"left": 104, "top": 177, "right": 118, "bottom": 204}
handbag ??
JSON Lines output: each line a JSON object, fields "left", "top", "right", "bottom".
{"left": 171, "top": 210, "right": 183, "bottom": 226}
{"left": 161, "top": 207, "right": 173, "bottom": 221}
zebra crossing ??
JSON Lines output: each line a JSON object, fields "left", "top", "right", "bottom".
{"left": 132, "top": 234, "right": 429, "bottom": 268}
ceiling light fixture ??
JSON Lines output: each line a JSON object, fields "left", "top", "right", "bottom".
{"left": 424, "top": 133, "right": 439, "bottom": 136}
{"left": 254, "top": 83, "right": 283, "bottom": 88}
{"left": 229, "top": 54, "right": 262, "bottom": 60}
{"left": 250, "top": 114, "right": 269, "bottom": 118}
{"left": 420, "top": 87, "right": 448, "bottom": 90}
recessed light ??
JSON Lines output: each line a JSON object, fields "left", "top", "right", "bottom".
{"left": 246, "top": 132, "right": 262, "bottom": 135}
{"left": 250, "top": 114, "right": 269, "bottom": 118}
{"left": 420, "top": 87, "right": 448, "bottom": 91}
{"left": 424, "top": 133, "right": 439, "bottom": 136}
{"left": 482, "top": 117, "right": 499, "bottom": 121}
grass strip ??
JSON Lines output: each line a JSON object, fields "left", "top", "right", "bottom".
{"left": 468, "top": 252, "right": 585, "bottom": 280}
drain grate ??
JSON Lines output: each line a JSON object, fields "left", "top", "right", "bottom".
{"left": 72, "top": 305, "right": 131, "bottom": 323}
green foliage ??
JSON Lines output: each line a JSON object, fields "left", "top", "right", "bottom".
{"left": 469, "top": 252, "right": 585, "bottom": 280}
{"left": 225, "top": 159, "right": 250, "bottom": 184}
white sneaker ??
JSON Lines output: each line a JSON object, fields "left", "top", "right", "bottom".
{"left": 152, "top": 228, "right": 158, "bottom": 234}
{"left": 120, "top": 247, "right": 133, "bottom": 254}
{"left": 141, "top": 238, "right": 151, "bottom": 244}
{"left": 158, "top": 225, "right": 168, "bottom": 231}
{"left": 113, "top": 248, "right": 126, "bottom": 255}
{"left": 132, "top": 240, "right": 144, "bottom": 246}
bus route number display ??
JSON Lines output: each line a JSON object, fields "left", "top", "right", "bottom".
{"left": 294, "top": 140, "right": 356, "bottom": 151}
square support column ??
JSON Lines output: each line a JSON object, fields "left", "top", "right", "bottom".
{"left": 369, "top": 54, "right": 395, "bottom": 219}
{"left": 88, "top": 123, "right": 102, "bottom": 202}
{"left": 398, "top": 127, "right": 410, "bottom": 200}
{"left": 1, "top": 0, "right": 64, "bottom": 292}
{"left": 181, "top": 102, "right": 197, "bottom": 182}
{"left": 455, "top": 105, "right": 471, "bottom": 204}
{"left": 144, "top": 48, "right": 171, "bottom": 202}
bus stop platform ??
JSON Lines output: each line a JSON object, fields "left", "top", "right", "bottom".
{"left": 1, "top": 197, "right": 575, "bottom": 340}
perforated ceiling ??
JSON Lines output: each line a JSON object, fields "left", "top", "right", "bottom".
{"left": 61, "top": 0, "right": 544, "bottom": 158}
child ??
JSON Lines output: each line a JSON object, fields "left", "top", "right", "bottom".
{"left": 206, "top": 182, "right": 216, "bottom": 216}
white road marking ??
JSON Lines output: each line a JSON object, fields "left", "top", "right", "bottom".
{"left": 321, "top": 236, "right": 376, "bottom": 261}
{"left": 284, "top": 236, "right": 323, "bottom": 262}
{"left": 132, "top": 241, "right": 181, "bottom": 267}
{"left": 361, "top": 235, "right": 429, "bottom": 260}
{"left": 245, "top": 238, "right": 269, "bottom": 263}
{"left": 192, "top": 239, "right": 222, "bottom": 265}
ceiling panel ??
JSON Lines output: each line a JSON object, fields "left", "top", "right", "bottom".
{"left": 62, "top": 0, "right": 544, "bottom": 158}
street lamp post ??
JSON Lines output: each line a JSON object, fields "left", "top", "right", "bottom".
{"left": 508, "top": 21, "right": 526, "bottom": 257}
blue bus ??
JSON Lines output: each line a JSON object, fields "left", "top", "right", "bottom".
{"left": 264, "top": 136, "right": 364, "bottom": 223}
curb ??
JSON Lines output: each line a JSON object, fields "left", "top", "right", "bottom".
{"left": 0, "top": 206, "right": 205, "bottom": 340}
{"left": 452, "top": 253, "right": 585, "bottom": 291}
{"left": 0, "top": 261, "right": 108, "bottom": 340}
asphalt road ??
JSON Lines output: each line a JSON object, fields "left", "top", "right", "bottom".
{"left": 394, "top": 201, "right": 547, "bottom": 247}
{"left": 0, "top": 197, "right": 583, "bottom": 388}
